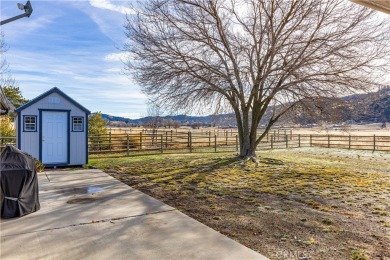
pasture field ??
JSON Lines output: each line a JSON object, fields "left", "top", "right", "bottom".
{"left": 88, "top": 123, "right": 390, "bottom": 154}
{"left": 89, "top": 147, "right": 390, "bottom": 260}
{"left": 291, "top": 123, "right": 390, "bottom": 136}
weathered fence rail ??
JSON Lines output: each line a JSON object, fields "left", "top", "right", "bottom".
{"left": 88, "top": 132, "right": 390, "bottom": 155}
{"left": 1, "top": 133, "right": 389, "bottom": 156}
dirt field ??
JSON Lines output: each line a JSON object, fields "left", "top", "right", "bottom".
{"left": 291, "top": 124, "right": 390, "bottom": 136}
{"left": 89, "top": 147, "right": 390, "bottom": 260}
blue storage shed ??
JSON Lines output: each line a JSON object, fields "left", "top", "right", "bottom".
{"left": 15, "top": 87, "right": 90, "bottom": 167}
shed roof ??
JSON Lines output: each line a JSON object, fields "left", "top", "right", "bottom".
{"left": 15, "top": 87, "right": 91, "bottom": 114}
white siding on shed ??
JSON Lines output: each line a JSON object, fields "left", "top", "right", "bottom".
{"left": 16, "top": 87, "right": 89, "bottom": 166}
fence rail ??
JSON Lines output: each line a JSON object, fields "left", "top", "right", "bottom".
{"left": 1, "top": 133, "right": 389, "bottom": 156}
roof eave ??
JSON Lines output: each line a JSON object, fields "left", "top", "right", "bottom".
{"left": 15, "top": 87, "right": 91, "bottom": 114}
{"left": 351, "top": 0, "right": 390, "bottom": 14}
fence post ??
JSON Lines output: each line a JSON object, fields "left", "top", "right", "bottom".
{"left": 160, "top": 134, "right": 163, "bottom": 153}
{"left": 190, "top": 132, "right": 192, "bottom": 153}
{"left": 127, "top": 134, "right": 129, "bottom": 156}
{"left": 188, "top": 132, "right": 190, "bottom": 148}
{"left": 97, "top": 134, "right": 101, "bottom": 151}
{"left": 310, "top": 135, "right": 312, "bottom": 147}
{"left": 328, "top": 135, "right": 330, "bottom": 148}
{"left": 165, "top": 132, "right": 168, "bottom": 148}
{"left": 109, "top": 131, "right": 112, "bottom": 151}
{"left": 298, "top": 134, "right": 301, "bottom": 147}
{"left": 373, "top": 134, "right": 376, "bottom": 152}
{"left": 349, "top": 135, "right": 351, "bottom": 149}
{"left": 171, "top": 130, "right": 173, "bottom": 142}
{"left": 140, "top": 132, "right": 143, "bottom": 150}
{"left": 286, "top": 134, "right": 288, "bottom": 148}
{"left": 209, "top": 131, "right": 211, "bottom": 147}
{"left": 214, "top": 135, "right": 217, "bottom": 152}
{"left": 271, "top": 135, "right": 273, "bottom": 149}
{"left": 226, "top": 134, "right": 228, "bottom": 146}
{"left": 236, "top": 135, "right": 238, "bottom": 151}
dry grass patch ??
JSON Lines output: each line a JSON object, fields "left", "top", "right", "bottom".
{"left": 89, "top": 147, "right": 390, "bottom": 260}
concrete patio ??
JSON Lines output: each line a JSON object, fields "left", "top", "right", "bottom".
{"left": 1, "top": 169, "right": 267, "bottom": 259}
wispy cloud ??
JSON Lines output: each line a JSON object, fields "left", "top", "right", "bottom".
{"left": 89, "top": 0, "right": 134, "bottom": 15}
{"left": 2, "top": 1, "right": 147, "bottom": 119}
{"left": 104, "top": 52, "right": 132, "bottom": 62}
{"left": 1, "top": 15, "right": 60, "bottom": 41}
{"left": 7, "top": 47, "right": 146, "bottom": 118}
{"left": 81, "top": 9, "right": 125, "bottom": 43}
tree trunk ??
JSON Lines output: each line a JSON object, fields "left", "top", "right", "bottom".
{"left": 239, "top": 141, "right": 257, "bottom": 158}
{"left": 234, "top": 103, "right": 259, "bottom": 158}
{"left": 238, "top": 111, "right": 258, "bottom": 158}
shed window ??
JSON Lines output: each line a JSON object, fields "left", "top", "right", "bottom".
{"left": 72, "top": 117, "right": 84, "bottom": 132}
{"left": 24, "top": 116, "right": 37, "bottom": 132}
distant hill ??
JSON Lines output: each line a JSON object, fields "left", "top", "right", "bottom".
{"left": 279, "top": 87, "right": 390, "bottom": 125}
{"left": 100, "top": 88, "right": 390, "bottom": 127}
{"left": 345, "top": 87, "right": 390, "bottom": 123}
{"left": 101, "top": 113, "right": 237, "bottom": 127}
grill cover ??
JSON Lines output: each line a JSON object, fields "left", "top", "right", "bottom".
{"left": 1, "top": 145, "right": 40, "bottom": 218}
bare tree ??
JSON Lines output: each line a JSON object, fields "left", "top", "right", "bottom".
{"left": 172, "top": 120, "right": 181, "bottom": 129}
{"left": 0, "top": 31, "right": 9, "bottom": 73}
{"left": 124, "top": 0, "right": 390, "bottom": 159}
{"left": 146, "top": 101, "right": 162, "bottom": 144}
{"left": 146, "top": 101, "right": 162, "bottom": 129}
{"left": 0, "top": 32, "right": 14, "bottom": 115}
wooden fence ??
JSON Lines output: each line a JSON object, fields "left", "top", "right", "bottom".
{"left": 88, "top": 132, "right": 390, "bottom": 155}
{"left": 1, "top": 132, "right": 389, "bottom": 156}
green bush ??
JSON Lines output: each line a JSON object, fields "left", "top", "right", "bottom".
{"left": 0, "top": 115, "right": 15, "bottom": 137}
{"left": 88, "top": 112, "right": 109, "bottom": 150}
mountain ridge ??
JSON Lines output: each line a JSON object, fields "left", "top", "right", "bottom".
{"left": 100, "top": 88, "right": 390, "bottom": 126}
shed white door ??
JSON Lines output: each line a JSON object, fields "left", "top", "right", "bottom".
{"left": 42, "top": 111, "right": 68, "bottom": 164}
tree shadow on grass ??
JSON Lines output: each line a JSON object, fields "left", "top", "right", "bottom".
{"left": 259, "top": 157, "right": 285, "bottom": 166}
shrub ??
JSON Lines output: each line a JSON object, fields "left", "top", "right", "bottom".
{"left": 0, "top": 115, "right": 15, "bottom": 137}
{"left": 35, "top": 159, "right": 45, "bottom": 172}
{"left": 88, "top": 112, "right": 109, "bottom": 151}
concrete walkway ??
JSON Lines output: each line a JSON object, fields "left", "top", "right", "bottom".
{"left": 1, "top": 169, "right": 267, "bottom": 260}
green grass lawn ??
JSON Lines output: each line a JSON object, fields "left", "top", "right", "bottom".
{"left": 89, "top": 147, "right": 390, "bottom": 260}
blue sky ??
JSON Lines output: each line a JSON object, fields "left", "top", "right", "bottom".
{"left": 2, "top": 1, "right": 389, "bottom": 119}
{"left": 1, "top": 0, "right": 147, "bottom": 119}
